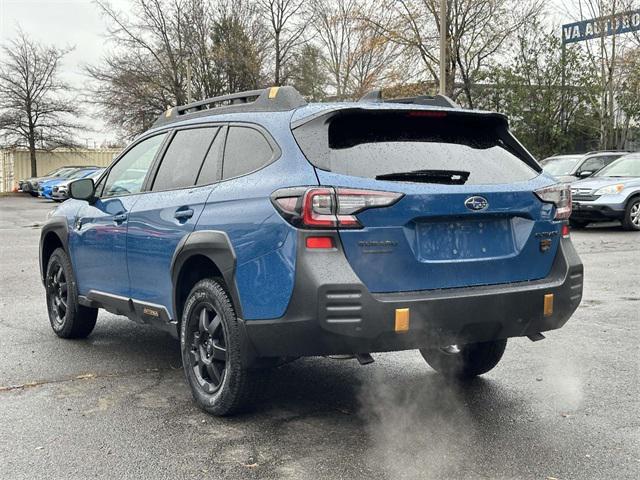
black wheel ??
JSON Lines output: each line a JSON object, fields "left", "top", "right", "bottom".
{"left": 28, "top": 191, "right": 38, "bottom": 197}
{"left": 569, "top": 219, "right": 588, "bottom": 228}
{"left": 622, "top": 197, "right": 640, "bottom": 231}
{"left": 181, "top": 279, "right": 257, "bottom": 416}
{"left": 45, "top": 248, "right": 98, "bottom": 338}
{"left": 420, "top": 339, "right": 507, "bottom": 379}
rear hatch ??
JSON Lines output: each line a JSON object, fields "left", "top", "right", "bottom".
{"left": 292, "top": 107, "right": 563, "bottom": 293}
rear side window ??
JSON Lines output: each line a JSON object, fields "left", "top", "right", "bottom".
{"left": 152, "top": 127, "right": 219, "bottom": 191}
{"left": 294, "top": 110, "right": 539, "bottom": 185}
{"left": 222, "top": 126, "right": 274, "bottom": 180}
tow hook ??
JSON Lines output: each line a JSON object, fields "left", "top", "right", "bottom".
{"left": 527, "top": 332, "right": 546, "bottom": 342}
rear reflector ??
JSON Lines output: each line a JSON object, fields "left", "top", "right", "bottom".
{"left": 543, "top": 294, "right": 554, "bottom": 317}
{"left": 395, "top": 308, "right": 410, "bottom": 333}
{"left": 306, "top": 236, "right": 334, "bottom": 249}
{"left": 561, "top": 224, "right": 570, "bottom": 238}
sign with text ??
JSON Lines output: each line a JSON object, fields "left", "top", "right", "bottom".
{"left": 562, "top": 9, "right": 640, "bottom": 44}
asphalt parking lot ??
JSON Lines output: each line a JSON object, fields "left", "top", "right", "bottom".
{"left": 0, "top": 194, "right": 638, "bottom": 480}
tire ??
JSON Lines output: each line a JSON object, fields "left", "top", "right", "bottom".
{"left": 621, "top": 197, "right": 640, "bottom": 231}
{"left": 28, "top": 191, "right": 38, "bottom": 197}
{"left": 569, "top": 219, "right": 588, "bottom": 228}
{"left": 420, "top": 339, "right": 507, "bottom": 379}
{"left": 180, "top": 278, "right": 257, "bottom": 416}
{"left": 45, "top": 248, "right": 98, "bottom": 339}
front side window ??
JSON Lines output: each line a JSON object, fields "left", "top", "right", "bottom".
{"left": 102, "top": 134, "right": 166, "bottom": 198}
{"left": 579, "top": 157, "right": 604, "bottom": 173}
{"left": 222, "top": 126, "right": 274, "bottom": 180}
{"left": 152, "top": 127, "right": 219, "bottom": 191}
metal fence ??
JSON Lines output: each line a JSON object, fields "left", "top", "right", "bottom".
{"left": 0, "top": 148, "right": 121, "bottom": 193}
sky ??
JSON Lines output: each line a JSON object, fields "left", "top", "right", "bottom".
{"left": 0, "top": 0, "right": 597, "bottom": 144}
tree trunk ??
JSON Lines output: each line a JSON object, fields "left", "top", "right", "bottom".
{"left": 28, "top": 129, "right": 37, "bottom": 177}
{"left": 274, "top": 31, "right": 281, "bottom": 86}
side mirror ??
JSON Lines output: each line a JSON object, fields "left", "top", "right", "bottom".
{"left": 69, "top": 178, "right": 95, "bottom": 202}
{"left": 578, "top": 170, "right": 593, "bottom": 178}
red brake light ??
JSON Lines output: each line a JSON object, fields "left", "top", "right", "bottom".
{"left": 561, "top": 223, "right": 570, "bottom": 238}
{"left": 407, "top": 111, "right": 448, "bottom": 118}
{"left": 534, "top": 184, "right": 572, "bottom": 220}
{"left": 272, "top": 187, "right": 403, "bottom": 229}
{"left": 306, "top": 236, "right": 335, "bottom": 249}
{"left": 302, "top": 188, "right": 336, "bottom": 227}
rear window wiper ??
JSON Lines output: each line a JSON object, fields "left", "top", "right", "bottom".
{"left": 375, "top": 169, "right": 470, "bottom": 184}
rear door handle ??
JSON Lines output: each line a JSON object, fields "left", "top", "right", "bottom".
{"left": 113, "top": 213, "right": 128, "bottom": 224}
{"left": 174, "top": 208, "right": 194, "bottom": 220}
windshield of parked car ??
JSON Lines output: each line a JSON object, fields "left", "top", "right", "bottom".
{"left": 541, "top": 156, "right": 581, "bottom": 175}
{"left": 67, "top": 168, "right": 97, "bottom": 180}
{"left": 44, "top": 167, "right": 67, "bottom": 177}
{"left": 51, "top": 167, "right": 77, "bottom": 178}
{"left": 594, "top": 155, "right": 640, "bottom": 177}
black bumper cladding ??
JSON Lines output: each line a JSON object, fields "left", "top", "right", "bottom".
{"left": 243, "top": 232, "right": 583, "bottom": 357}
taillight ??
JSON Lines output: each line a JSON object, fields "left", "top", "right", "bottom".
{"left": 561, "top": 223, "right": 570, "bottom": 238}
{"left": 534, "top": 184, "right": 572, "bottom": 220}
{"left": 271, "top": 186, "right": 403, "bottom": 229}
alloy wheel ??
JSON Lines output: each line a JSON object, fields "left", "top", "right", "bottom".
{"left": 189, "top": 304, "right": 228, "bottom": 393}
{"left": 631, "top": 202, "right": 640, "bottom": 228}
{"left": 48, "top": 262, "right": 68, "bottom": 328}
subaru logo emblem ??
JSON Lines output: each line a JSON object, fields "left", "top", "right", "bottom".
{"left": 464, "top": 196, "right": 488, "bottom": 211}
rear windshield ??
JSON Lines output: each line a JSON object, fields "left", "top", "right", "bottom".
{"left": 293, "top": 110, "right": 539, "bottom": 185}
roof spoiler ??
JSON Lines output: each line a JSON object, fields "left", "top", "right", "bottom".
{"left": 358, "top": 89, "right": 460, "bottom": 109}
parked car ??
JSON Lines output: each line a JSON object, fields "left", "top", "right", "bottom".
{"left": 570, "top": 152, "right": 640, "bottom": 230}
{"left": 39, "top": 167, "right": 101, "bottom": 200}
{"left": 40, "top": 86, "right": 583, "bottom": 416}
{"left": 541, "top": 151, "right": 627, "bottom": 183}
{"left": 51, "top": 168, "right": 105, "bottom": 202}
{"left": 20, "top": 166, "right": 82, "bottom": 197}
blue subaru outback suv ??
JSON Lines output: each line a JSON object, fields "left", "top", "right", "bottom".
{"left": 40, "top": 87, "right": 583, "bottom": 415}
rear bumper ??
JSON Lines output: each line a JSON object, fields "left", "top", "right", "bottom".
{"left": 243, "top": 232, "right": 584, "bottom": 357}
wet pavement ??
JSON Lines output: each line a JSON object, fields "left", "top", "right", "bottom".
{"left": 0, "top": 194, "right": 638, "bottom": 480}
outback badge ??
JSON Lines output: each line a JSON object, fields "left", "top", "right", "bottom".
{"left": 464, "top": 196, "right": 489, "bottom": 211}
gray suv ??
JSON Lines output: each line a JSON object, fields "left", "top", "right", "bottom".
{"left": 570, "top": 153, "right": 640, "bottom": 230}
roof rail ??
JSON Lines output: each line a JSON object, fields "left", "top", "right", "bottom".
{"left": 357, "top": 89, "right": 460, "bottom": 109}
{"left": 153, "top": 86, "right": 307, "bottom": 127}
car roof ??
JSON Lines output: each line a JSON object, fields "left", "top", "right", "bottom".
{"left": 147, "top": 86, "right": 506, "bottom": 136}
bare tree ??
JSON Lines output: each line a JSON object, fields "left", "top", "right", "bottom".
{"left": 257, "top": 0, "right": 307, "bottom": 85}
{"left": 369, "top": 0, "right": 543, "bottom": 106}
{"left": 87, "top": 0, "right": 266, "bottom": 137}
{"left": 310, "top": 0, "right": 401, "bottom": 99}
{"left": 0, "top": 30, "right": 82, "bottom": 176}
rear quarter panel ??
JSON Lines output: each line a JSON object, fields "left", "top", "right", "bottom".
{"left": 195, "top": 114, "right": 318, "bottom": 320}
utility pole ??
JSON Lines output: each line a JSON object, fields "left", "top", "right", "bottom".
{"left": 186, "top": 59, "right": 193, "bottom": 104}
{"left": 439, "top": 0, "right": 447, "bottom": 95}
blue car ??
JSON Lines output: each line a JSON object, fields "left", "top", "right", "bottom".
{"left": 39, "top": 167, "right": 100, "bottom": 200}
{"left": 40, "top": 87, "right": 583, "bottom": 415}
{"left": 570, "top": 153, "right": 640, "bottom": 230}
